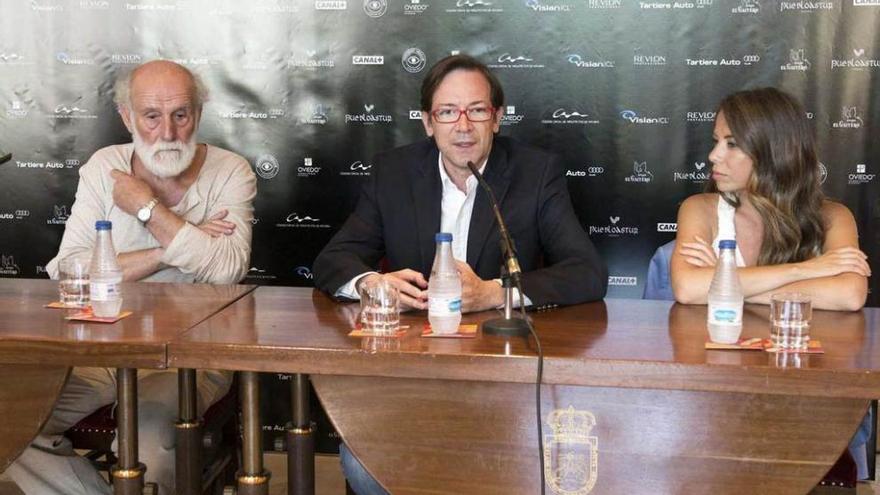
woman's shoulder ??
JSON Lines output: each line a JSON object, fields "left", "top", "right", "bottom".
{"left": 820, "top": 199, "right": 856, "bottom": 225}
{"left": 680, "top": 193, "right": 719, "bottom": 214}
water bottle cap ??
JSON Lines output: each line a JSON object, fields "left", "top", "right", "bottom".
{"left": 719, "top": 239, "right": 736, "bottom": 249}
{"left": 435, "top": 232, "right": 453, "bottom": 242}
{"left": 95, "top": 220, "right": 112, "bottom": 231}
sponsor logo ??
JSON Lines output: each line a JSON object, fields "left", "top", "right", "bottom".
{"left": 249, "top": 0, "right": 300, "bottom": 13}
{"left": 587, "top": 0, "right": 621, "bottom": 6}
{"left": 246, "top": 267, "right": 277, "bottom": 280}
{"left": 608, "top": 276, "right": 638, "bottom": 286}
{"left": 0, "top": 52, "right": 30, "bottom": 65}
{"left": 353, "top": 55, "right": 384, "bottom": 65}
{"left": 633, "top": 51, "right": 667, "bottom": 66}
{"left": 345, "top": 104, "right": 393, "bottom": 124}
{"left": 674, "top": 161, "right": 711, "bottom": 183}
{"left": 315, "top": 0, "right": 347, "bottom": 8}
{"left": 831, "top": 48, "right": 880, "bottom": 69}
{"left": 297, "top": 157, "right": 322, "bottom": 177}
{"left": 625, "top": 161, "right": 654, "bottom": 183}
{"left": 832, "top": 106, "right": 864, "bottom": 129}
{"left": 64, "top": 159, "right": 81, "bottom": 169}
{"left": 620, "top": 109, "right": 669, "bottom": 125}
{"left": 15, "top": 160, "right": 66, "bottom": 170}
{"left": 31, "top": 1, "right": 63, "bottom": 11}
{"left": 254, "top": 154, "right": 280, "bottom": 179}
{"left": 488, "top": 52, "right": 545, "bottom": 69}
{"left": 566, "top": 165, "right": 605, "bottom": 177}
{"left": 277, "top": 212, "right": 331, "bottom": 228}
{"left": 657, "top": 223, "right": 678, "bottom": 232}
{"left": 818, "top": 162, "right": 828, "bottom": 184}
{"left": 402, "top": 47, "right": 427, "bottom": 73}
{"left": 295, "top": 266, "right": 315, "bottom": 279}
{"left": 364, "top": 0, "right": 387, "bottom": 16}
{"left": 686, "top": 54, "right": 761, "bottom": 66}
{"left": 288, "top": 50, "right": 335, "bottom": 69}
{"left": 111, "top": 54, "right": 143, "bottom": 65}
{"left": 854, "top": 0, "right": 880, "bottom": 4}
{"left": 163, "top": 55, "right": 221, "bottom": 66}
{"left": 848, "top": 164, "right": 875, "bottom": 185}
{"left": 405, "top": 0, "right": 430, "bottom": 14}
{"left": 731, "top": 0, "right": 760, "bottom": 13}
{"left": 566, "top": 54, "right": 615, "bottom": 69}
{"left": 779, "top": 1, "right": 834, "bottom": 11}
{"left": 218, "top": 107, "right": 285, "bottom": 120}
{"left": 408, "top": 109, "right": 423, "bottom": 120}
{"left": 51, "top": 102, "right": 98, "bottom": 120}
{"left": 0, "top": 255, "right": 20, "bottom": 276}
{"left": 686, "top": 110, "right": 716, "bottom": 123}
{"left": 36, "top": 265, "right": 48, "bottom": 276}
{"left": 541, "top": 108, "right": 599, "bottom": 125}
{"left": 56, "top": 52, "right": 96, "bottom": 65}
{"left": 500, "top": 105, "right": 524, "bottom": 126}
{"left": 525, "top": 0, "right": 573, "bottom": 12}
{"left": 47, "top": 205, "right": 69, "bottom": 225}
{"left": 639, "top": 1, "right": 713, "bottom": 9}
{"left": 781, "top": 49, "right": 811, "bottom": 71}
{"left": 79, "top": 0, "right": 110, "bottom": 9}
{"left": 589, "top": 216, "right": 639, "bottom": 236}
{"left": 299, "top": 103, "right": 329, "bottom": 125}
{"left": 6, "top": 100, "right": 29, "bottom": 119}
{"left": 446, "top": 0, "right": 503, "bottom": 13}
{"left": 0, "top": 210, "right": 28, "bottom": 222}
{"left": 340, "top": 160, "right": 372, "bottom": 177}
{"left": 125, "top": 2, "right": 185, "bottom": 10}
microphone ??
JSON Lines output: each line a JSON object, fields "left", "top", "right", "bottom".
{"left": 0, "top": 151, "right": 10, "bottom": 165}
{"left": 466, "top": 160, "right": 529, "bottom": 337}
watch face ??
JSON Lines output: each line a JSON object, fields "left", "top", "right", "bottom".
{"left": 137, "top": 208, "right": 149, "bottom": 222}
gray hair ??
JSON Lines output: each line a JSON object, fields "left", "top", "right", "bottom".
{"left": 112, "top": 61, "right": 210, "bottom": 111}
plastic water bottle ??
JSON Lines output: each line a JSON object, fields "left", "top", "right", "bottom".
{"left": 707, "top": 239, "right": 743, "bottom": 344}
{"left": 89, "top": 220, "right": 123, "bottom": 318}
{"left": 428, "top": 232, "right": 462, "bottom": 334}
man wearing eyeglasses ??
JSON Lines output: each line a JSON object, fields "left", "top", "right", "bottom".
{"left": 314, "top": 54, "right": 607, "bottom": 315}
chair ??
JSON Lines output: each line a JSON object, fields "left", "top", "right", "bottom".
{"left": 642, "top": 240, "right": 676, "bottom": 301}
{"left": 65, "top": 380, "right": 240, "bottom": 494}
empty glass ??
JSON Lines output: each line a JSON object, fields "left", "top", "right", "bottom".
{"left": 58, "top": 257, "right": 90, "bottom": 307}
{"left": 770, "top": 292, "right": 812, "bottom": 350}
{"left": 358, "top": 278, "right": 400, "bottom": 335}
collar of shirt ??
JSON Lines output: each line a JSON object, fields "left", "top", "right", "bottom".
{"left": 437, "top": 154, "right": 486, "bottom": 262}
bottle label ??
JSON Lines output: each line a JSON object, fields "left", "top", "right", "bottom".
{"left": 708, "top": 302, "right": 743, "bottom": 326}
{"left": 428, "top": 297, "right": 462, "bottom": 315}
{"left": 91, "top": 281, "right": 119, "bottom": 302}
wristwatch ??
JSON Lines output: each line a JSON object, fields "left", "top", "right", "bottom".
{"left": 136, "top": 198, "right": 159, "bottom": 224}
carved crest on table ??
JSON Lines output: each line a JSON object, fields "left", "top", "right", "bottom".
{"left": 544, "top": 406, "right": 598, "bottom": 495}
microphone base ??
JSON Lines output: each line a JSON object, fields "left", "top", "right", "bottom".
{"left": 481, "top": 316, "right": 530, "bottom": 338}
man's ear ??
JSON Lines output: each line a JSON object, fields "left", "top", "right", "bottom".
{"left": 118, "top": 105, "right": 133, "bottom": 134}
{"left": 421, "top": 111, "right": 434, "bottom": 137}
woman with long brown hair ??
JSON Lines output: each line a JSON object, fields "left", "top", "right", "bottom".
{"left": 671, "top": 87, "right": 869, "bottom": 310}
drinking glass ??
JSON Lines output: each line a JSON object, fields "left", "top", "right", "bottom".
{"left": 770, "top": 293, "right": 812, "bottom": 350}
{"left": 358, "top": 278, "right": 400, "bottom": 335}
{"left": 58, "top": 257, "right": 90, "bottom": 307}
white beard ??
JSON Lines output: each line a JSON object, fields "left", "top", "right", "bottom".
{"left": 132, "top": 127, "right": 198, "bottom": 179}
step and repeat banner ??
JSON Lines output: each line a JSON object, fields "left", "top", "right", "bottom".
{"left": 1, "top": 0, "right": 878, "bottom": 449}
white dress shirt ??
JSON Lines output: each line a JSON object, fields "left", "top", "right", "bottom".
{"left": 335, "top": 153, "right": 531, "bottom": 307}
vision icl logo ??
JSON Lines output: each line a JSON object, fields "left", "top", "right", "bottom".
{"left": 295, "top": 266, "right": 314, "bottom": 279}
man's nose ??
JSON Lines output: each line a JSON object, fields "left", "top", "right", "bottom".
{"left": 161, "top": 118, "right": 177, "bottom": 142}
{"left": 454, "top": 113, "right": 474, "bottom": 132}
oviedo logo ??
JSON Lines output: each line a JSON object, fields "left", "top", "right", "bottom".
{"left": 589, "top": 216, "right": 639, "bottom": 236}
{"left": 404, "top": 0, "right": 430, "bottom": 14}
{"left": 363, "top": 0, "right": 387, "bottom": 16}
{"left": 402, "top": 48, "right": 427, "bottom": 73}
{"left": 340, "top": 160, "right": 372, "bottom": 176}
{"left": 544, "top": 406, "right": 598, "bottom": 495}
{"left": 608, "top": 276, "right": 638, "bottom": 286}
{"left": 297, "top": 157, "right": 322, "bottom": 177}
{"left": 625, "top": 161, "right": 653, "bottom": 183}
{"left": 47, "top": 205, "right": 69, "bottom": 225}
{"left": 254, "top": 154, "right": 279, "bottom": 180}
{"left": 0, "top": 255, "right": 20, "bottom": 276}
{"left": 832, "top": 106, "right": 863, "bottom": 129}
{"left": 848, "top": 164, "right": 875, "bottom": 185}
{"left": 674, "top": 162, "right": 711, "bottom": 183}
{"left": 500, "top": 105, "right": 524, "bottom": 126}
{"left": 6, "top": 100, "right": 28, "bottom": 118}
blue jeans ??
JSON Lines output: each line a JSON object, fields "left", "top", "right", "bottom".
{"left": 339, "top": 442, "right": 389, "bottom": 495}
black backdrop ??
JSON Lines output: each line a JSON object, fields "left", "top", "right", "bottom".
{"left": 1, "top": 0, "right": 878, "bottom": 451}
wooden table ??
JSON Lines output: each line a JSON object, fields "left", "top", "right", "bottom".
{"left": 169, "top": 287, "right": 880, "bottom": 494}
{"left": 0, "top": 278, "right": 255, "bottom": 494}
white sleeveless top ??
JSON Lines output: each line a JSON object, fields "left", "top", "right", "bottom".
{"left": 711, "top": 196, "right": 747, "bottom": 267}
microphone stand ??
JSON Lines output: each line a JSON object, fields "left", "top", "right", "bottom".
{"left": 466, "top": 161, "right": 529, "bottom": 337}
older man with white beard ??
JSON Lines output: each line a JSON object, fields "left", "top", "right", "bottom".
{"left": 6, "top": 60, "right": 256, "bottom": 495}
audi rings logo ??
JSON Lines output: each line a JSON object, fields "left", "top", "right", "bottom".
{"left": 255, "top": 154, "right": 279, "bottom": 179}
{"left": 402, "top": 48, "right": 427, "bottom": 73}
{"left": 364, "top": 0, "right": 387, "bottom": 16}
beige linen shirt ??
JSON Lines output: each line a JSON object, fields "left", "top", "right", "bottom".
{"left": 47, "top": 143, "right": 256, "bottom": 284}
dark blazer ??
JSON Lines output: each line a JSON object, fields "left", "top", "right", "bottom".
{"left": 313, "top": 136, "right": 608, "bottom": 307}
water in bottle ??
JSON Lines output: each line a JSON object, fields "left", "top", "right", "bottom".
{"left": 89, "top": 220, "right": 123, "bottom": 318}
{"left": 707, "top": 239, "right": 743, "bottom": 344}
{"left": 428, "top": 232, "right": 462, "bottom": 334}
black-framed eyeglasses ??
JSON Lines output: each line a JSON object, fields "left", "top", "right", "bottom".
{"left": 430, "top": 106, "right": 496, "bottom": 124}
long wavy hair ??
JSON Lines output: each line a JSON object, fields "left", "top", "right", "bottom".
{"left": 707, "top": 88, "right": 826, "bottom": 265}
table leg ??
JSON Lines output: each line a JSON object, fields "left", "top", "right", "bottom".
{"left": 238, "top": 371, "right": 270, "bottom": 495}
{"left": 287, "top": 373, "right": 315, "bottom": 495}
{"left": 111, "top": 368, "right": 145, "bottom": 495}
{"left": 176, "top": 368, "right": 202, "bottom": 495}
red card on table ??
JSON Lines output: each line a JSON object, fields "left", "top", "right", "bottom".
{"left": 348, "top": 325, "right": 410, "bottom": 338}
{"left": 65, "top": 309, "right": 132, "bottom": 324}
{"left": 421, "top": 323, "right": 478, "bottom": 338}
{"left": 45, "top": 301, "right": 88, "bottom": 309}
